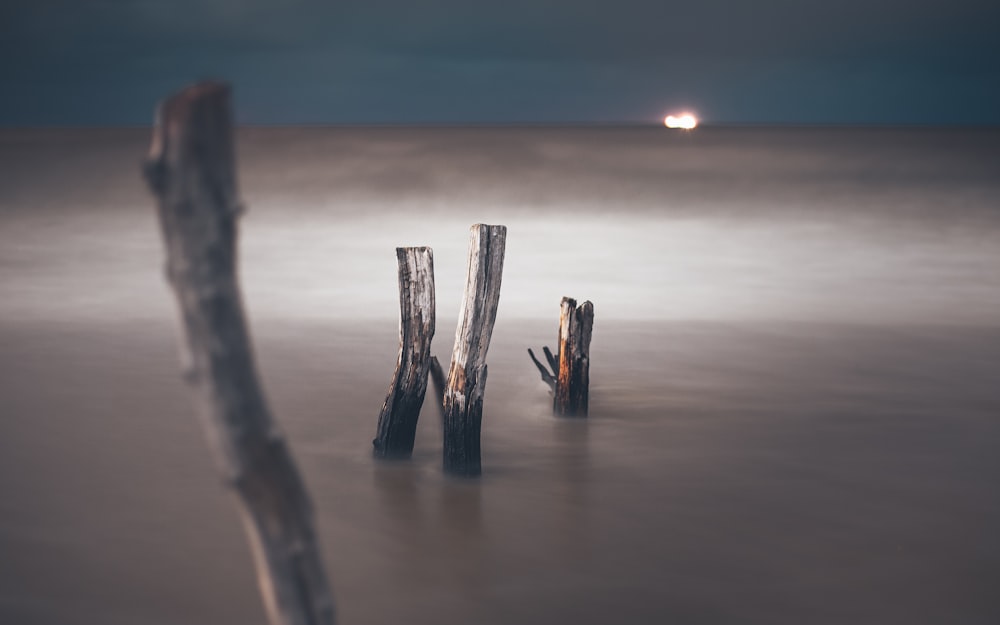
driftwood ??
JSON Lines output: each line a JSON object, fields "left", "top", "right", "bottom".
{"left": 373, "top": 247, "right": 435, "bottom": 459}
{"left": 442, "top": 224, "right": 507, "bottom": 477}
{"left": 143, "top": 82, "right": 335, "bottom": 625}
{"left": 529, "top": 297, "right": 594, "bottom": 417}
{"left": 428, "top": 355, "right": 447, "bottom": 421}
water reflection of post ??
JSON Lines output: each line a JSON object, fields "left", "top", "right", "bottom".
{"left": 373, "top": 464, "right": 425, "bottom": 529}
{"left": 372, "top": 466, "right": 486, "bottom": 592}
{"left": 439, "top": 479, "right": 486, "bottom": 591}
{"left": 553, "top": 419, "right": 592, "bottom": 561}
{"left": 372, "top": 464, "right": 430, "bottom": 588}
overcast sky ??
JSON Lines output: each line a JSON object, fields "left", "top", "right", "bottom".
{"left": 2, "top": 0, "right": 998, "bottom": 125}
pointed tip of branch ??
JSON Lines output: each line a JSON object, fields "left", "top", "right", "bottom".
{"left": 528, "top": 348, "right": 556, "bottom": 390}
{"left": 542, "top": 345, "right": 559, "bottom": 373}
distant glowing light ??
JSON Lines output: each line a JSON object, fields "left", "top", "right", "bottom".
{"left": 664, "top": 113, "right": 698, "bottom": 129}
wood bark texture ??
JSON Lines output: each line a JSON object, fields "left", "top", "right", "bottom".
{"left": 373, "top": 247, "right": 435, "bottom": 459}
{"left": 442, "top": 224, "right": 507, "bottom": 477}
{"left": 142, "top": 82, "right": 335, "bottom": 625}
{"left": 529, "top": 297, "right": 594, "bottom": 417}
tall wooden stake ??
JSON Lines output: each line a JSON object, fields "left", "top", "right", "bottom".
{"left": 143, "top": 82, "right": 335, "bottom": 625}
{"left": 528, "top": 297, "right": 594, "bottom": 417}
{"left": 373, "top": 247, "right": 435, "bottom": 459}
{"left": 442, "top": 224, "right": 507, "bottom": 477}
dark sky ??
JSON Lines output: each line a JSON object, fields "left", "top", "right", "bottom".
{"left": 2, "top": 0, "right": 998, "bottom": 125}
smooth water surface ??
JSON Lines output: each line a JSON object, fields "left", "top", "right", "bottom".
{"left": 1, "top": 126, "right": 998, "bottom": 624}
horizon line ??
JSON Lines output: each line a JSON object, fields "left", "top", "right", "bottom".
{"left": 2, "top": 121, "right": 999, "bottom": 131}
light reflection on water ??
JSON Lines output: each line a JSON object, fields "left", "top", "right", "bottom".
{"left": 1, "top": 126, "right": 999, "bottom": 325}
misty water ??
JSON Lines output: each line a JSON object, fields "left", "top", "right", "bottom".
{"left": 1, "top": 126, "right": 999, "bottom": 624}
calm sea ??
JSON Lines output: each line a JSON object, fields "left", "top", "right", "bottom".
{"left": 1, "top": 126, "right": 998, "bottom": 624}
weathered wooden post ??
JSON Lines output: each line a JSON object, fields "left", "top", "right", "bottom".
{"left": 528, "top": 297, "right": 594, "bottom": 417}
{"left": 373, "top": 246, "right": 435, "bottom": 459}
{"left": 143, "top": 82, "right": 335, "bottom": 625}
{"left": 442, "top": 224, "right": 507, "bottom": 477}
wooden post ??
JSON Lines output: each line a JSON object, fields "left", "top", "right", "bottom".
{"left": 442, "top": 224, "right": 507, "bottom": 477}
{"left": 142, "top": 82, "right": 335, "bottom": 625}
{"left": 373, "top": 247, "right": 435, "bottom": 459}
{"left": 528, "top": 297, "right": 594, "bottom": 417}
